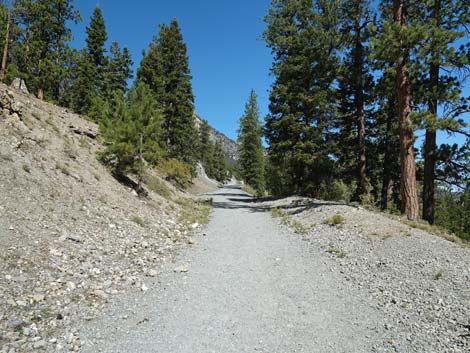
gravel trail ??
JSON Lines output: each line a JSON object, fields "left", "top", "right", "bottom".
{"left": 80, "top": 186, "right": 385, "bottom": 352}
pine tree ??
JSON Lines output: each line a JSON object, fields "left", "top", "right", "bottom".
{"left": 197, "top": 118, "right": 212, "bottom": 167}
{"left": 238, "top": 90, "right": 265, "bottom": 196}
{"left": 336, "top": 0, "right": 375, "bottom": 199}
{"left": 70, "top": 6, "right": 113, "bottom": 115}
{"left": 86, "top": 5, "right": 107, "bottom": 71}
{"left": 374, "top": 65, "right": 401, "bottom": 210}
{"left": 100, "top": 82, "right": 163, "bottom": 179}
{"left": 0, "top": 3, "right": 10, "bottom": 81}
{"left": 70, "top": 48, "right": 95, "bottom": 114}
{"left": 414, "top": 0, "right": 470, "bottom": 224}
{"left": 13, "top": 0, "right": 80, "bottom": 100}
{"left": 137, "top": 18, "right": 197, "bottom": 167}
{"left": 372, "top": 0, "right": 425, "bottom": 220}
{"left": 104, "top": 41, "right": 133, "bottom": 99}
{"left": 264, "top": 0, "right": 341, "bottom": 196}
{"left": 212, "top": 139, "right": 228, "bottom": 182}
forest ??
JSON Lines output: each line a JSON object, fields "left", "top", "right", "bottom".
{"left": 257, "top": 0, "right": 470, "bottom": 241}
{"left": 0, "top": 0, "right": 469, "bottom": 241}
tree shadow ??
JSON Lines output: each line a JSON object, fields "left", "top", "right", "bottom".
{"left": 112, "top": 173, "right": 149, "bottom": 197}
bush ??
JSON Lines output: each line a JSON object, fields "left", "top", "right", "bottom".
{"left": 159, "top": 158, "right": 192, "bottom": 189}
{"left": 320, "top": 180, "right": 352, "bottom": 203}
{"left": 323, "top": 214, "right": 346, "bottom": 226}
{"left": 143, "top": 172, "right": 173, "bottom": 199}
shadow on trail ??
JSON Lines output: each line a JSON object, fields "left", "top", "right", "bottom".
{"left": 211, "top": 185, "right": 348, "bottom": 214}
{"left": 212, "top": 201, "right": 271, "bottom": 213}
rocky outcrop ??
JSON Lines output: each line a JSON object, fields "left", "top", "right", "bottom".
{"left": 194, "top": 113, "right": 239, "bottom": 166}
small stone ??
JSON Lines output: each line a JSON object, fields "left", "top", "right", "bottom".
{"left": 7, "top": 318, "right": 24, "bottom": 330}
{"left": 141, "top": 284, "right": 148, "bottom": 292}
{"left": 33, "top": 340, "right": 46, "bottom": 349}
{"left": 187, "top": 238, "right": 195, "bottom": 245}
{"left": 32, "top": 294, "right": 45, "bottom": 302}
{"left": 174, "top": 265, "right": 189, "bottom": 273}
{"left": 16, "top": 300, "right": 27, "bottom": 307}
{"left": 191, "top": 223, "right": 199, "bottom": 229}
{"left": 147, "top": 269, "right": 158, "bottom": 277}
{"left": 92, "top": 290, "right": 108, "bottom": 300}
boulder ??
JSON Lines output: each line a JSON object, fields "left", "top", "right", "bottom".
{"left": 10, "top": 78, "right": 29, "bottom": 94}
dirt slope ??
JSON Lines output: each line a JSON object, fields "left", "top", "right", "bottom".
{"left": 0, "top": 84, "right": 204, "bottom": 352}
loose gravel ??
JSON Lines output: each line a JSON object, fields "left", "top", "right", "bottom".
{"left": 80, "top": 187, "right": 388, "bottom": 353}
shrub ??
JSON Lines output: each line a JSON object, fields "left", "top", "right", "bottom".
{"left": 323, "top": 214, "right": 346, "bottom": 226}
{"left": 326, "top": 244, "right": 347, "bottom": 258}
{"left": 242, "top": 184, "right": 257, "bottom": 196}
{"left": 320, "top": 180, "right": 352, "bottom": 203}
{"left": 159, "top": 158, "right": 193, "bottom": 189}
{"left": 143, "top": 173, "right": 173, "bottom": 199}
{"left": 131, "top": 215, "right": 145, "bottom": 227}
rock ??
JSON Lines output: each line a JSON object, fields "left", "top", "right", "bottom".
{"left": 147, "top": 269, "right": 158, "bottom": 277}
{"left": 10, "top": 78, "right": 29, "bottom": 94}
{"left": 187, "top": 238, "right": 195, "bottom": 245}
{"left": 92, "top": 290, "right": 108, "bottom": 300}
{"left": 174, "top": 265, "right": 189, "bottom": 273}
{"left": 69, "top": 124, "right": 98, "bottom": 139}
{"left": 32, "top": 340, "right": 46, "bottom": 349}
{"left": 6, "top": 318, "right": 24, "bottom": 330}
{"left": 191, "top": 223, "right": 199, "bottom": 229}
{"left": 31, "top": 294, "right": 45, "bottom": 302}
{"left": 141, "top": 284, "right": 148, "bottom": 292}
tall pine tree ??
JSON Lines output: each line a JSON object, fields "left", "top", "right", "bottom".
{"left": 264, "top": 0, "right": 342, "bottom": 196}
{"left": 137, "top": 18, "right": 197, "bottom": 168}
{"left": 70, "top": 5, "right": 108, "bottom": 114}
{"left": 13, "top": 0, "right": 80, "bottom": 100}
{"left": 337, "top": 0, "right": 375, "bottom": 199}
{"left": 414, "top": 0, "right": 470, "bottom": 224}
{"left": 238, "top": 90, "right": 265, "bottom": 196}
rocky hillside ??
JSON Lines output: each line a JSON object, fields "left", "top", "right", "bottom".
{"left": 0, "top": 84, "right": 209, "bottom": 353}
{"left": 267, "top": 197, "right": 470, "bottom": 352}
{"left": 194, "top": 113, "right": 238, "bottom": 165}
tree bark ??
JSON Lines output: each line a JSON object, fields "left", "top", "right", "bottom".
{"left": 423, "top": 1, "right": 440, "bottom": 225}
{"left": 37, "top": 87, "right": 44, "bottom": 100}
{"left": 352, "top": 7, "right": 368, "bottom": 198}
{"left": 394, "top": 0, "right": 420, "bottom": 220}
{"left": 0, "top": 10, "right": 10, "bottom": 82}
{"left": 381, "top": 106, "right": 394, "bottom": 210}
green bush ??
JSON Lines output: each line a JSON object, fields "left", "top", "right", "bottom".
{"left": 323, "top": 214, "right": 346, "bottom": 226}
{"left": 159, "top": 158, "right": 192, "bottom": 189}
{"left": 320, "top": 180, "right": 352, "bottom": 203}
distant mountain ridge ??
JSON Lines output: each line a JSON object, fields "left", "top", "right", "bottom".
{"left": 194, "top": 113, "right": 239, "bottom": 166}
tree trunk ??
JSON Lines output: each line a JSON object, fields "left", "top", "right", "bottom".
{"left": 381, "top": 107, "right": 394, "bottom": 210}
{"left": 0, "top": 10, "right": 10, "bottom": 82}
{"left": 423, "top": 1, "right": 440, "bottom": 225}
{"left": 37, "top": 87, "right": 44, "bottom": 100}
{"left": 353, "top": 10, "right": 368, "bottom": 198}
{"left": 394, "top": 0, "right": 420, "bottom": 220}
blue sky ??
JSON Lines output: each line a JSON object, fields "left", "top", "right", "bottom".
{"left": 69, "top": 0, "right": 469, "bottom": 147}
{"left": 70, "top": 0, "right": 273, "bottom": 141}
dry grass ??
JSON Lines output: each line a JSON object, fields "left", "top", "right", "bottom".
{"left": 322, "top": 214, "right": 346, "bottom": 226}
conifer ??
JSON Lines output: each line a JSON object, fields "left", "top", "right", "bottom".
{"left": 238, "top": 90, "right": 265, "bottom": 197}
{"left": 137, "top": 18, "right": 197, "bottom": 168}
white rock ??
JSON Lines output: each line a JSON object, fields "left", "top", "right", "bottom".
{"left": 174, "top": 265, "right": 189, "bottom": 273}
